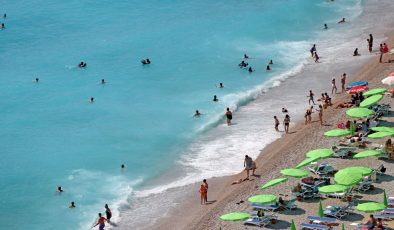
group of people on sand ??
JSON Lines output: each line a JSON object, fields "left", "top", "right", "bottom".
{"left": 273, "top": 109, "right": 291, "bottom": 134}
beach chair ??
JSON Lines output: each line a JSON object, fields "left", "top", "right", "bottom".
{"left": 373, "top": 164, "right": 387, "bottom": 175}
{"left": 285, "top": 199, "right": 297, "bottom": 210}
{"left": 251, "top": 203, "right": 279, "bottom": 211}
{"left": 308, "top": 163, "right": 335, "bottom": 176}
{"left": 355, "top": 180, "right": 372, "bottom": 192}
{"left": 300, "top": 223, "right": 330, "bottom": 230}
{"left": 307, "top": 216, "right": 336, "bottom": 225}
{"left": 332, "top": 147, "right": 357, "bottom": 158}
{"left": 381, "top": 208, "right": 394, "bottom": 214}
{"left": 243, "top": 216, "right": 271, "bottom": 227}
{"left": 326, "top": 187, "right": 354, "bottom": 200}
{"left": 323, "top": 203, "right": 353, "bottom": 219}
{"left": 373, "top": 213, "right": 394, "bottom": 220}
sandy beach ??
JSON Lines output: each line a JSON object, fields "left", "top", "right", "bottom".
{"left": 150, "top": 24, "right": 394, "bottom": 230}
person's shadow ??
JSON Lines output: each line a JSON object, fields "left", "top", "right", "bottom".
{"left": 206, "top": 200, "right": 217, "bottom": 205}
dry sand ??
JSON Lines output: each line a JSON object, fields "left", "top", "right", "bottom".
{"left": 153, "top": 34, "right": 394, "bottom": 230}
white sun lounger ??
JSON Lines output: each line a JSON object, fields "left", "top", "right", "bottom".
{"left": 374, "top": 213, "right": 394, "bottom": 220}
{"left": 301, "top": 223, "right": 330, "bottom": 230}
{"left": 307, "top": 216, "right": 336, "bottom": 225}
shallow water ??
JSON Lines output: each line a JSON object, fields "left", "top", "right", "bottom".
{"left": 0, "top": 0, "right": 369, "bottom": 229}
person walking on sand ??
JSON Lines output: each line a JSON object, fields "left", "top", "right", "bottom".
{"left": 274, "top": 116, "right": 280, "bottom": 132}
{"left": 105, "top": 204, "right": 112, "bottom": 223}
{"left": 341, "top": 73, "right": 346, "bottom": 93}
{"left": 92, "top": 213, "right": 107, "bottom": 230}
{"left": 379, "top": 44, "right": 384, "bottom": 63}
{"left": 199, "top": 184, "right": 207, "bottom": 205}
{"left": 225, "top": 108, "right": 232, "bottom": 126}
{"left": 331, "top": 78, "right": 337, "bottom": 95}
{"left": 316, "top": 105, "right": 323, "bottom": 126}
{"left": 367, "top": 39, "right": 372, "bottom": 53}
{"left": 283, "top": 114, "right": 290, "bottom": 134}
{"left": 308, "top": 90, "right": 315, "bottom": 105}
{"left": 202, "top": 179, "right": 208, "bottom": 203}
{"left": 244, "top": 155, "right": 254, "bottom": 180}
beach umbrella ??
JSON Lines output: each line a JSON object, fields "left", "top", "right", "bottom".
{"left": 318, "top": 184, "right": 348, "bottom": 194}
{"left": 346, "top": 81, "right": 368, "bottom": 90}
{"left": 346, "top": 108, "right": 373, "bottom": 118}
{"left": 356, "top": 202, "right": 386, "bottom": 213}
{"left": 295, "top": 157, "right": 320, "bottom": 169}
{"left": 384, "top": 190, "right": 388, "bottom": 206}
{"left": 280, "top": 168, "right": 309, "bottom": 178}
{"left": 324, "top": 129, "right": 351, "bottom": 137}
{"left": 347, "top": 85, "right": 369, "bottom": 94}
{"left": 342, "top": 223, "right": 345, "bottom": 230}
{"left": 318, "top": 201, "right": 324, "bottom": 217}
{"left": 371, "top": 126, "right": 394, "bottom": 133}
{"left": 260, "top": 178, "right": 288, "bottom": 190}
{"left": 339, "top": 167, "right": 372, "bottom": 176}
{"left": 334, "top": 170, "right": 362, "bottom": 186}
{"left": 353, "top": 150, "right": 381, "bottom": 159}
{"left": 359, "top": 94, "right": 383, "bottom": 108}
{"left": 368, "top": 131, "right": 394, "bottom": 139}
{"left": 363, "top": 88, "right": 387, "bottom": 96}
{"left": 291, "top": 220, "right": 296, "bottom": 230}
{"left": 382, "top": 76, "right": 394, "bottom": 86}
{"left": 248, "top": 194, "right": 276, "bottom": 204}
{"left": 306, "top": 148, "right": 333, "bottom": 159}
{"left": 220, "top": 212, "right": 250, "bottom": 221}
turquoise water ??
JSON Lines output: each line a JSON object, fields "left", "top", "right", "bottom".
{"left": 0, "top": 0, "right": 362, "bottom": 229}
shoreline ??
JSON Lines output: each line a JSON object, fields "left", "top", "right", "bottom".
{"left": 153, "top": 32, "right": 394, "bottom": 230}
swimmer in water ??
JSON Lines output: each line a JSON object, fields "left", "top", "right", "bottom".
{"left": 238, "top": 61, "right": 248, "bottom": 68}
{"left": 57, "top": 186, "right": 64, "bottom": 193}
{"left": 1, "top": 23, "right": 5, "bottom": 29}
{"left": 78, "top": 62, "right": 87, "bottom": 68}
{"left": 282, "top": 108, "right": 288, "bottom": 113}
{"left": 101, "top": 79, "right": 105, "bottom": 84}
{"left": 3, "top": 14, "right": 6, "bottom": 19}
{"left": 93, "top": 213, "right": 107, "bottom": 230}
{"left": 248, "top": 67, "right": 253, "bottom": 73}
{"left": 90, "top": 97, "right": 94, "bottom": 103}
{"left": 353, "top": 48, "right": 360, "bottom": 56}
{"left": 35, "top": 78, "right": 39, "bottom": 83}
{"left": 324, "top": 24, "right": 328, "bottom": 29}
{"left": 338, "top": 18, "right": 345, "bottom": 23}
{"left": 218, "top": 83, "right": 224, "bottom": 88}
{"left": 141, "top": 58, "right": 151, "bottom": 65}
{"left": 121, "top": 164, "right": 126, "bottom": 172}
{"left": 194, "top": 110, "right": 201, "bottom": 117}
{"left": 244, "top": 54, "right": 249, "bottom": 59}
{"left": 266, "top": 65, "right": 271, "bottom": 71}
{"left": 269, "top": 60, "right": 273, "bottom": 65}
{"left": 69, "top": 201, "right": 76, "bottom": 208}
{"left": 213, "top": 95, "right": 218, "bottom": 102}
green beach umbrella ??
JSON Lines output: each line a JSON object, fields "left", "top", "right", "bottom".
{"left": 384, "top": 190, "right": 388, "bottom": 206}
{"left": 371, "top": 127, "right": 394, "bottom": 133}
{"left": 356, "top": 202, "right": 386, "bottom": 213}
{"left": 220, "top": 212, "right": 250, "bottom": 221}
{"left": 359, "top": 94, "right": 383, "bottom": 108}
{"left": 353, "top": 150, "right": 381, "bottom": 159}
{"left": 295, "top": 157, "right": 320, "bottom": 169}
{"left": 306, "top": 148, "right": 334, "bottom": 159}
{"left": 334, "top": 170, "right": 362, "bottom": 186}
{"left": 248, "top": 194, "right": 277, "bottom": 204}
{"left": 339, "top": 167, "right": 372, "bottom": 176}
{"left": 318, "top": 201, "right": 324, "bottom": 217}
{"left": 324, "top": 129, "right": 351, "bottom": 137}
{"left": 363, "top": 88, "right": 387, "bottom": 97}
{"left": 368, "top": 131, "right": 394, "bottom": 139}
{"left": 318, "top": 184, "right": 349, "bottom": 194}
{"left": 346, "top": 108, "right": 374, "bottom": 118}
{"left": 261, "top": 178, "right": 288, "bottom": 190}
{"left": 280, "top": 168, "right": 309, "bottom": 178}
{"left": 290, "top": 220, "right": 296, "bottom": 230}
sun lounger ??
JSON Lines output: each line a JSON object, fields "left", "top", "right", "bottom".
{"left": 285, "top": 199, "right": 297, "bottom": 210}
{"left": 244, "top": 215, "right": 277, "bottom": 227}
{"left": 251, "top": 203, "right": 279, "bottom": 211}
{"left": 355, "top": 180, "right": 372, "bottom": 192}
{"left": 307, "top": 216, "right": 336, "bottom": 225}
{"left": 300, "top": 223, "right": 330, "bottom": 230}
{"left": 332, "top": 147, "right": 357, "bottom": 158}
{"left": 373, "top": 213, "right": 394, "bottom": 220}
{"left": 326, "top": 187, "right": 354, "bottom": 200}
{"left": 308, "top": 163, "right": 335, "bottom": 176}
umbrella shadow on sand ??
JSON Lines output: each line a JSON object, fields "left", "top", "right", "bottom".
{"left": 358, "top": 187, "right": 384, "bottom": 195}
{"left": 343, "top": 212, "right": 365, "bottom": 222}
{"left": 375, "top": 174, "right": 394, "bottom": 183}
{"left": 265, "top": 220, "right": 291, "bottom": 229}
{"left": 281, "top": 208, "right": 306, "bottom": 216}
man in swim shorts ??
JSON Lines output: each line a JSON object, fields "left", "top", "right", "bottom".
{"left": 244, "top": 155, "right": 253, "bottom": 180}
{"left": 225, "top": 108, "right": 232, "bottom": 125}
{"left": 93, "top": 213, "right": 107, "bottom": 230}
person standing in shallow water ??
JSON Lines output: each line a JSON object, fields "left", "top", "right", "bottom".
{"left": 225, "top": 108, "right": 232, "bottom": 126}
{"left": 202, "top": 179, "right": 208, "bottom": 203}
{"left": 93, "top": 213, "right": 107, "bottom": 230}
{"left": 274, "top": 116, "right": 280, "bottom": 132}
{"left": 105, "top": 204, "right": 112, "bottom": 223}
{"left": 341, "top": 73, "right": 346, "bottom": 93}
{"left": 283, "top": 114, "right": 290, "bottom": 134}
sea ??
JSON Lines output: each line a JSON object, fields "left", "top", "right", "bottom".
{"left": 0, "top": 0, "right": 390, "bottom": 229}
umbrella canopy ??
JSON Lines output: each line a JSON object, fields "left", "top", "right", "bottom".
{"left": 306, "top": 148, "right": 334, "bottom": 159}
{"left": 318, "top": 184, "right": 349, "bottom": 194}
{"left": 324, "top": 129, "right": 351, "bottom": 137}
{"left": 368, "top": 131, "right": 394, "bottom": 139}
{"left": 261, "top": 178, "right": 288, "bottom": 190}
{"left": 220, "top": 212, "right": 250, "bottom": 221}
{"left": 346, "top": 108, "right": 374, "bottom": 118}
{"left": 291, "top": 220, "right": 296, "bottom": 230}
{"left": 363, "top": 88, "right": 387, "bottom": 97}
{"left": 384, "top": 190, "right": 388, "bottom": 206}
{"left": 334, "top": 170, "right": 362, "bottom": 186}
{"left": 280, "top": 168, "right": 309, "bottom": 178}
{"left": 371, "top": 126, "right": 394, "bottom": 133}
{"left": 248, "top": 194, "right": 277, "bottom": 204}
{"left": 359, "top": 94, "right": 383, "bottom": 108}
{"left": 346, "top": 81, "right": 368, "bottom": 90}
{"left": 295, "top": 157, "right": 320, "bottom": 169}
{"left": 353, "top": 150, "right": 381, "bottom": 159}
{"left": 339, "top": 167, "right": 372, "bottom": 176}
{"left": 356, "top": 202, "right": 386, "bottom": 213}
{"left": 318, "top": 201, "right": 324, "bottom": 217}
{"left": 347, "top": 85, "right": 369, "bottom": 94}
{"left": 382, "top": 76, "right": 394, "bottom": 86}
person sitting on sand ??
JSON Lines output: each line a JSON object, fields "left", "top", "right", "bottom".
{"left": 338, "top": 18, "right": 345, "bottom": 23}
{"left": 317, "top": 93, "right": 325, "bottom": 102}
{"left": 353, "top": 48, "right": 360, "bottom": 56}
{"left": 364, "top": 214, "right": 377, "bottom": 229}
{"left": 324, "top": 93, "right": 332, "bottom": 105}
{"left": 335, "top": 102, "right": 353, "bottom": 108}
{"left": 376, "top": 218, "right": 384, "bottom": 230}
